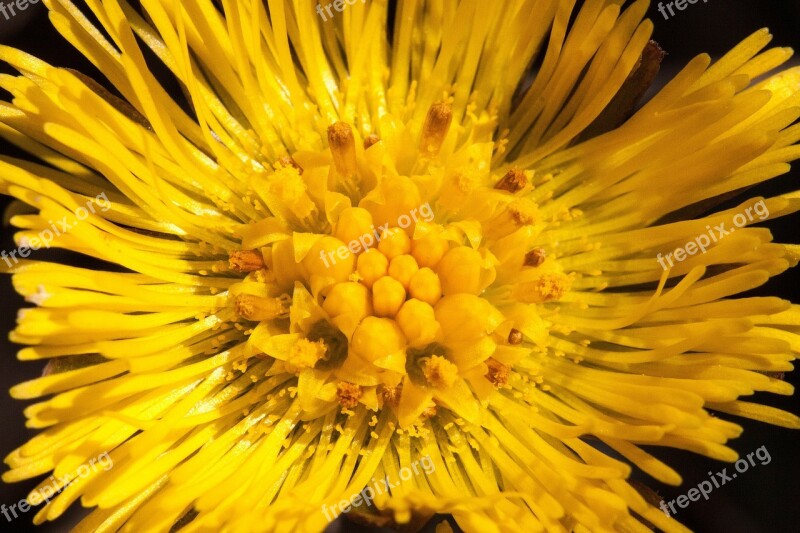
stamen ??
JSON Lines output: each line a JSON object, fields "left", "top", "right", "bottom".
{"left": 234, "top": 294, "right": 289, "bottom": 321}
{"left": 380, "top": 383, "right": 402, "bottom": 408}
{"left": 336, "top": 381, "right": 363, "bottom": 408}
{"left": 276, "top": 156, "right": 303, "bottom": 174}
{"left": 420, "top": 101, "right": 453, "bottom": 156}
{"left": 508, "top": 329, "right": 523, "bottom": 345}
{"left": 406, "top": 343, "right": 455, "bottom": 387}
{"left": 306, "top": 320, "right": 350, "bottom": 370}
{"left": 363, "top": 134, "right": 381, "bottom": 150}
{"left": 229, "top": 250, "right": 265, "bottom": 273}
{"left": 421, "top": 403, "right": 438, "bottom": 419}
{"left": 494, "top": 168, "right": 528, "bottom": 193}
{"left": 328, "top": 122, "right": 358, "bottom": 177}
{"left": 421, "top": 355, "right": 459, "bottom": 390}
{"left": 509, "top": 202, "right": 537, "bottom": 226}
{"left": 288, "top": 339, "right": 327, "bottom": 371}
{"left": 524, "top": 248, "right": 546, "bottom": 267}
{"left": 485, "top": 358, "right": 510, "bottom": 387}
{"left": 514, "top": 274, "right": 570, "bottom": 304}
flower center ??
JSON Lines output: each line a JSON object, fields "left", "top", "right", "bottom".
{"left": 228, "top": 107, "right": 574, "bottom": 425}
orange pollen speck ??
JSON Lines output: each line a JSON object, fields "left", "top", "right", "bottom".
{"left": 337, "top": 382, "right": 362, "bottom": 408}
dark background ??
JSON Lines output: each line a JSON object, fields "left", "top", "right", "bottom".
{"left": 1, "top": 1, "right": 798, "bottom": 532}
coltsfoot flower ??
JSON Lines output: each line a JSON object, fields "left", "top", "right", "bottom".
{"left": 1, "top": 1, "right": 799, "bottom": 532}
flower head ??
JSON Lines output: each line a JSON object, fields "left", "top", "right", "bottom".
{"left": 1, "top": 1, "right": 799, "bottom": 532}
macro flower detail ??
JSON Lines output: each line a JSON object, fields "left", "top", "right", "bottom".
{"left": 1, "top": 1, "right": 799, "bottom": 532}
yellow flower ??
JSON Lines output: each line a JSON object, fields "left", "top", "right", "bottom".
{"left": 0, "top": 1, "right": 799, "bottom": 532}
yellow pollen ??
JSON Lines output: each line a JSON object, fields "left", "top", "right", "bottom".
{"left": 515, "top": 273, "right": 571, "bottom": 304}
{"left": 267, "top": 167, "right": 306, "bottom": 202}
{"left": 336, "top": 382, "right": 362, "bottom": 408}
{"left": 266, "top": 166, "right": 316, "bottom": 219}
{"left": 422, "top": 355, "right": 459, "bottom": 390}
{"left": 288, "top": 338, "right": 327, "bottom": 370}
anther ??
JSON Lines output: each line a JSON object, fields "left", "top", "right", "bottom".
{"left": 420, "top": 101, "right": 453, "bottom": 156}
{"left": 229, "top": 250, "right": 265, "bottom": 273}
{"left": 380, "top": 383, "right": 402, "bottom": 408}
{"left": 234, "top": 294, "right": 289, "bottom": 321}
{"left": 494, "top": 168, "right": 528, "bottom": 193}
{"left": 363, "top": 134, "right": 381, "bottom": 150}
{"left": 485, "top": 358, "right": 510, "bottom": 387}
{"left": 328, "top": 122, "right": 358, "bottom": 177}
{"left": 421, "top": 403, "right": 438, "bottom": 419}
{"left": 422, "top": 355, "right": 458, "bottom": 390}
{"left": 337, "top": 382, "right": 363, "bottom": 408}
{"left": 514, "top": 274, "right": 570, "bottom": 304}
{"left": 508, "top": 329, "right": 523, "bottom": 345}
{"left": 276, "top": 156, "right": 303, "bottom": 174}
{"left": 524, "top": 248, "right": 546, "bottom": 267}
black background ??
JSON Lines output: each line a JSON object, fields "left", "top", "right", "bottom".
{"left": 1, "top": 1, "right": 799, "bottom": 532}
